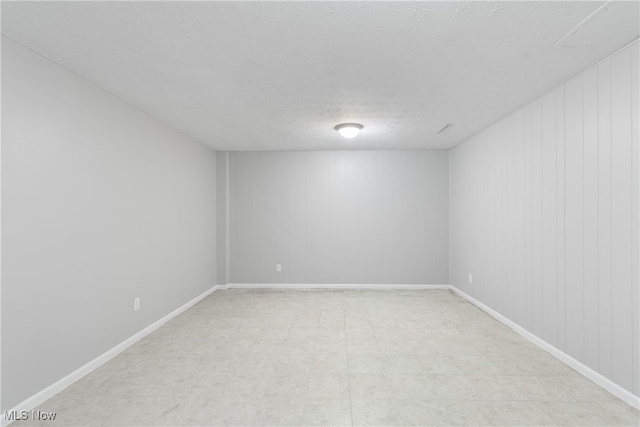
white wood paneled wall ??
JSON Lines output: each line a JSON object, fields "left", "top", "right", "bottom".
{"left": 229, "top": 150, "right": 449, "bottom": 285}
{"left": 450, "top": 41, "right": 639, "bottom": 396}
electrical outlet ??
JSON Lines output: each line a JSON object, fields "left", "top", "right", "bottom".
{"left": 468, "top": 273, "right": 473, "bottom": 284}
{"left": 133, "top": 297, "right": 140, "bottom": 311}
{"left": 276, "top": 264, "right": 282, "bottom": 272}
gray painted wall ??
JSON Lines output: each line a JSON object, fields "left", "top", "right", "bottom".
{"left": 229, "top": 150, "right": 449, "bottom": 284}
{"left": 450, "top": 41, "right": 639, "bottom": 396}
{"left": 2, "top": 36, "right": 218, "bottom": 409}
{"left": 216, "top": 152, "right": 228, "bottom": 286}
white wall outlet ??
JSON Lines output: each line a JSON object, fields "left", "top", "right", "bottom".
{"left": 133, "top": 297, "right": 140, "bottom": 311}
{"left": 276, "top": 263, "right": 282, "bottom": 272}
{"left": 468, "top": 273, "right": 473, "bottom": 284}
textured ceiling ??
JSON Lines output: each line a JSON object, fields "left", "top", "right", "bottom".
{"left": 2, "top": 1, "right": 638, "bottom": 150}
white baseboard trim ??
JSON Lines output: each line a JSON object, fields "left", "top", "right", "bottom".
{"left": 450, "top": 286, "right": 640, "bottom": 410}
{"left": 227, "top": 283, "right": 451, "bottom": 290}
{"left": 2, "top": 285, "right": 222, "bottom": 426}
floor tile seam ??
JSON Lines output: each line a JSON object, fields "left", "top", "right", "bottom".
{"left": 344, "top": 306, "right": 355, "bottom": 427}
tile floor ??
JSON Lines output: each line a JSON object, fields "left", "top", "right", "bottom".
{"left": 21, "top": 289, "right": 640, "bottom": 426}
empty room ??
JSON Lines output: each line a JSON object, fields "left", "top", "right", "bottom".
{"left": 1, "top": 1, "right": 639, "bottom": 426}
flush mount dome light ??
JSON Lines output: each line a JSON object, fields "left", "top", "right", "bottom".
{"left": 335, "top": 123, "right": 363, "bottom": 139}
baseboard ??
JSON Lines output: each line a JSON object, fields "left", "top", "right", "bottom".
{"left": 450, "top": 286, "right": 640, "bottom": 410}
{"left": 227, "top": 283, "right": 451, "bottom": 290}
{"left": 2, "top": 285, "right": 222, "bottom": 426}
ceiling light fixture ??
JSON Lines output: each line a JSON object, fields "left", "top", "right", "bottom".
{"left": 335, "top": 123, "right": 363, "bottom": 139}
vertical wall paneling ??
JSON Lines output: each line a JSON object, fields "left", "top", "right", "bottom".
{"left": 378, "top": 152, "right": 409, "bottom": 283}
{"left": 331, "top": 152, "right": 353, "bottom": 282}
{"left": 564, "top": 75, "right": 585, "bottom": 362}
{"left": 583, "top": 67, "right": 600, "bottom": 371}
{"left": 229, "top": 155, "right": 237, "bottom": 283}
{"left": 408, "top": 152, "right": 427, "bottom": 283}
{"left": 556, "top": 86, "right": 567, "bottom": 352}
{"left": 524, "top": 105, "right": 533, "bottom": 331}
{"left": 500, "top": 123, "right": 508, "bottom": 313}
{"left": 515, "top": 110, "right": 526, "bottom": 328}
{"left": 450, "top": 41, "right": 639, "bottom": 396}
{"left": 216, "top": 152, "right": 228, "bottom": 286}
{"left": 479, "top": 132, "right": 489, "bottom": 303}
{"left": 305, "top": 152, "right": 330, "bottom": 283}
{"left": 597, "top": 59, "right": 613, "bottom": 379}
{"left": 507, "top": 115, "right": 515, "bottom": 322}
{"left": 631, "top": 43, "right": 639, "bottom": 396}
{"left": 230, "top": 150, "right": 449, "bottom": 285}
{"left": 610, "top": 46, "right": 634, "bottom": 392}
{"left": 541, "top": 92, "right": 558, "bottom": 347}
{"left": 487, "top": 127, "right": 497, "bottom": 309}
{"left": 531, "top": 99, "right": 543, "bottom": 337}
{"left": 285, "top": 152, "right": 308, "bottom": 283}
{"left": 353, "top": 152, "right": 379, "bottom": 284}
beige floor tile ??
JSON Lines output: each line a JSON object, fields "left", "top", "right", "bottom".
{"left": 431, "top": 374, "right": 478, "bottom": 400}
{"left": 396, "top": 399, "right": 449, "bottom": 426}
{"left": 282, "top": 339, "right": 316, "bottom": 354}
{"left": 317, "top": 327, "right": 346, "bottom": 340}
{"left": 150, "top": 396, "right": 216, "bottom": 426}
{"left": 273, "top": 353, "right": 314, "bottom": 376}
{"left": 346, "top": 327, "right": 377, "bottom": 340}
{"left": 481, "top": 401, "right": 556, "bottom": 426}
{"left": 351, "top": 398, "right": 403, "bottom": 426}
{"left": 345, "top": 317, "right": 372, "bottom": 329}
{"left": 108, "top": 395, "right": 181, "bottom": 426}
{"left": 556, "top": 374, "right": 626, "bottom": 402}
{"left": 303, "top": 398, "right": 352, "bottom": 426}
{"left": 388, "top": 374, "right": 437, "bottom": 400}
{"left": 269, "top": 316, "right": 295, "bottom": 328}
{"left": 17, "top": 289, "right": 639, "bottom": 427}
{"left": 315, "top": 339, "right": 348, "bottom": 354}
{"left": 259, "top": 327, "right": 291, "bottom": 339}
{"left": 16, "top": 393, "right": 82, "bottom": 427}
{"left": 292, "top": 317, "right": 320, "bottom": 328}
{"left": 264, "top": 374, "right": 310, "bottom": 398}
{"left": 249, "top": 339, "right": 285, "bottom": 354}
{"left": 542, "top": 400, "right": 639, "bottom": 426}
{"left": 253, "top": 397, "right": 306, "bottom": 426}
{"left": 308, "top": 373, "right": 350, "bottom": 398}
{"left": 288, "top": 328, "right": 318, "bottom": 340}
{"left": 382, "top": 354, "right": 425, "bottom": 374}
{"left": 348, "top": 354, "right": 386, "bottom": 374}
{"left": 467, "top": 375, "right": 528, "bottom": 400}
{"left": 378, "top": 339, "right": 418, "bottom": 356}
{"left": 541, "top": 401, "right": 615, "bottom": 426}
{"left": 220, "top": 374, "right": 268, "bottom": 399}
{"left": 410, "top": 339, "right": 441, "bottom": 356}
{"left": 349, "top": 374, "right": 394, "bottom": 399}
{"left": 510, "top": 375, "right": 576, "bottom": 401}
{"left": 208, "top": 398, "right": 261, "bottom": 426}
{"left": 311, "top": 353, "right": 349, "bottom": 373}
{"left": 448, "top": 354, "right": 502, "bottom": 375}
{"left": 445, "top": 400, "right": 495, "bottom": 426}
{"left": 590, "top": 400, "right": 640, "bottom": 426}
{"left": 347, "top": 339, "right": 380, "bottom": 355}
{"left": 416, "top": 355, "right": 465, "bottom": 374}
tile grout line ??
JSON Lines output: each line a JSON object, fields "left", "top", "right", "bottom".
{"left": 343, "top": 297, "right": 355, "bottom": 427}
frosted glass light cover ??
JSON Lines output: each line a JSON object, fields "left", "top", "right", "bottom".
{"left": 335, "top": 123, "right": 363, "bottom": 139}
